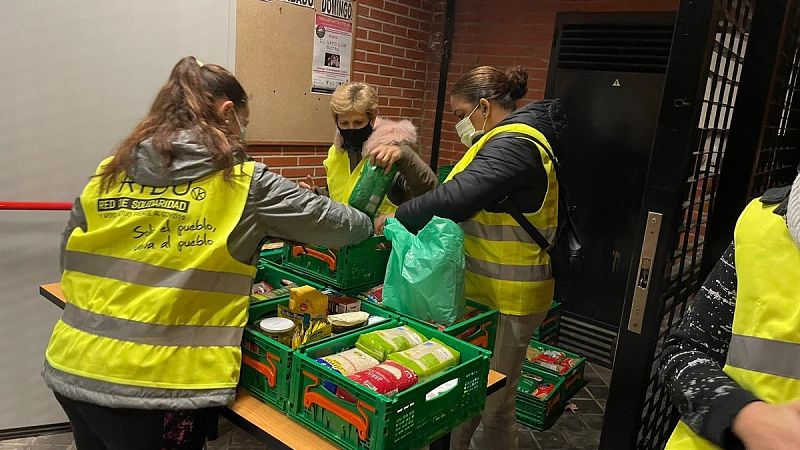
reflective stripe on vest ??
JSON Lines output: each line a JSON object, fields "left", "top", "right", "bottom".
{"left": 323, "top": 145, "right": 398, "bottom": 215}
{"left": 444, "top": 124, "right": 558, "bottom": 315}
{"left": 46, "top": 158, "right": 256, "bottom": 395}
{"left": 665, "top": 199, "right": 800, "bottom": 449}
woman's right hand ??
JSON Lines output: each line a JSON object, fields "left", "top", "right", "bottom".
{"left": 732, "top": 401, "right": 800, "bottom": 449}
{"left": 298, "top": 175, "right": 315, "bottom": 191}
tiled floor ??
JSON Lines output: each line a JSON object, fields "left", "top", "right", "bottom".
{"left": 0, "top": 364, "right": 610, "bottom": 450}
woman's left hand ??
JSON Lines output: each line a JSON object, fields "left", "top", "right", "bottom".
{"left": 374, "top": 212, "right": 395, "bottom": 235}
{"left": 368, "top": 144, "right": 404, "bottom": 174}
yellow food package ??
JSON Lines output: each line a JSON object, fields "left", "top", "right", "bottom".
{"left": 289, "top": 286, "right": 329, "bottom": 318}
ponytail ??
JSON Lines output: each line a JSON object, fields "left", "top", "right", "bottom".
{"left": 99, "top": 56, "right": 247, "bottom": 191}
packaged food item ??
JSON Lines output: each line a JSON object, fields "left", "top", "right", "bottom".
{"left": 251, "top": 281, "right": 273, "bottom": 295}
{"left": 292, "top": 319, "right": 332, "bottom": 349}
{"left": 257, "top": 317, "right": 295, "bottom": 347}
{"left": 316, "top": 348, "right": 381, "bottom": 393}
{"left": 355, "top": 326, "right": 426, "bottom": 361}
{"left": 327, "top": 311, "right": 370, "bottom": 334}
{"left": 526, "top": 346, "right": 578, "bottom": 375}
{"left": 326, "top": 291, "right": 362, "bottom": 315}
{"left": 261, "top": 240, "right": 285, "bottom": 251}
{"left": 361, "top": 284, "right": 384, "bottom": 303}
{"left": 337, "top": 361, "right": 418, "bottom": 402}
{"left": 348, "top": 161, "right": 399, "bottom": 217}
{"left": 386, "top": 339, "right": 460, "bottom": 380}
{"left": 533, "top": 383, "right": 555, "bottom": 400}
{"left": 289, "top": 286, "right": 329, "bottom": 318}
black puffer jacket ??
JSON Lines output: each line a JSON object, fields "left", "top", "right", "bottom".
{"left": 395, "top": 100, "right": 566, "bottom": 233}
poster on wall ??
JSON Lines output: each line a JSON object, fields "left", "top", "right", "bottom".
{"left": 311, "top": 13, "right": 352, "bottom": 94}
{"left": 282, "top": 0, "right": 314, "bottom": 8}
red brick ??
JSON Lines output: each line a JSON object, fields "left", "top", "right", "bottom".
{"left": 380, "top": 44, "right": 406, "bottom": 57}
{"left": 366, "top": 52, "right": 394, "bottom": 65}
{"left": 403, "top": 69, "right": 426, "bottom": 80}
{"left": 383, "top": 23, "right": 408, "bottom": 38}
{"left": 359, "top": 0, "right": 384, "bottom": 7}
{"left": 395, "top": 37, "right": 420, "bottom": 50}
{"left": 392, "top": 57, "right": 418, "bottom": 70}
{"left": 356, "top": 28, "right": 368, "bottom": 39}
{"left": 262, "top": 156, "right": 299, "bottom": 167}
{"left": 354, "top": 61, "right": 380, "bottom": 73}
{"left": 354, "top": 50, "right": 368, "bottom": 62}
{"left": 368, "top": 30, "right": 395, "bottom": 44}
{"left": 281, "top": 167, "right": 316, "bottom": 178}
{"left": 391, "top": 77, "right": 416, "bottom": 88}
{"left": 376, "top": 86, "right": 403, "bottom": 97}
{"left": 357, "top": 40, "right": 381, "bottom": 53}
{"left": 368, "top": 8, "right": 397, "bottom": 23}
{"left": 379, "top": 65, "right": 404, "bottom": 77}
{"left": 298, "top": 156, "right": 327, "bottom": 166}
{"left": 395, "top": 15, "right": 422, "bottom": 29}
{"left": 389, "top": 97, "right": 414, "bottom": 107}
{"left": 365, "top": 74, "right": 392, "bottom": 85}
{"left": 379, "top": 106, "right": 402, "bottom": 116}
{"left": 383, "top": 1, "right": 410, "bottom": 16}
{"left": 358, "top": 17, "right": 383, "bottom": 31}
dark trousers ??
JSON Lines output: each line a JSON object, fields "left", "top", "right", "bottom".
{"left": 54, "top": 392, "right": 209, "bottom": 450}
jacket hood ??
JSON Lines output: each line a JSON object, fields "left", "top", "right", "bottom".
{"left": 333, "top": 117, "right": 418, "bottom": 156}
{"left": 496, "top": 99, "right": 567, "bottom": 147}
{"left": 125, "top": 130, "right": 245, "bottom": 187}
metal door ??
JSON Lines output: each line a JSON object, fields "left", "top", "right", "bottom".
{"left": 600, "top": 0, "right": 756, "bottom": 448}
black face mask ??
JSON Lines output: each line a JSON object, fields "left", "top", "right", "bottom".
{"left": 339, "top": 123, "right": 374, "bottom": 152}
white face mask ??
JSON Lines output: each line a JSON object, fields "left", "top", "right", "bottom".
{"left": 455, "top": 103, "right": 487, "bottom": 148}
{"left": 232, "top": 109, "right": 247, "bottom": 142}
{"left": 787, "top": 172, "right": 800, "bottom": 247}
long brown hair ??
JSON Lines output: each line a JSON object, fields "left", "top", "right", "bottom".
{"left": 451, "top": 65, "right": 528, "bottom": 111}
{"left": 99, "top": 56, "right": 247, "bottom": 191}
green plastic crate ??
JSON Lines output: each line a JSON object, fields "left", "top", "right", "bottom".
{"left": 540, "top": 301, "right": 561, "bottom": 331}
{"left": 240, "top": 298, "right": 394, "bottom": 411}
{"left": 515, "top": 366, "right": 566, "bottom": 431}
{"left": 532, "top": 323, "right": 559, "bottom": 347}
{"left": 525, "top": 341, "right": 587, "bottom": 399}
{"left": 289, "top": 320, "right": 491, "bottom": 450}
{"left": 437, "top": 165, "right": 455, "bottom": 184}
{"left": 378, "top": 299, "right": 499, "bottom": 353}
{"left": 282, "top": 236, "right": 390, "bottom": 290}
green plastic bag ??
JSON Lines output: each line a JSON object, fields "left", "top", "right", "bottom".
{"left": 348, "top": 161, "right": 399, "bottom": 217}
{"left": 383, "top": 216, "right": 466, "bottom": 326}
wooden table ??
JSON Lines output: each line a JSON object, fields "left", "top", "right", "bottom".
{"left": 39, "top": 283, "right": 506, "bottom": 449}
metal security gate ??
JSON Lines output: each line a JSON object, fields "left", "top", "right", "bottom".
{"left": 600, "top": 0, "right": 756, "bottom": 448}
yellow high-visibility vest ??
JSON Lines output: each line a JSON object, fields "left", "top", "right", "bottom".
{"left": 323, "top": 145, "right": 398, "bottom": 215}
{"left": 665, "top": 198, "right": 800, "bottom": 449}
{"left": 445, "top": 124, "right": 558, "bottom": 315}
{"left": 46, "top": 158, "right": 256, "bottom": 397}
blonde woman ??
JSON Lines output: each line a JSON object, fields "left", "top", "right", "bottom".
{"left": 301, "top": 82, "right": 436, "bottom": 213}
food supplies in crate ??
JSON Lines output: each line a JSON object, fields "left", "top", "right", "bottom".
{"left": 525, "top": 346, "right": 579, "bottom": 376}
{"left": 518, "top": 371, "right": 556, "bottom": 400}
{"left": 355, "top": 326, "right": 426, "bottom": 361}
{"left": 337, "top": 361, "right": 418, "bottom": 402}
{"left": 328, "top": 311, "right": 370, "bottom": 334}
{"left": 317, "top": 348, "right": 381, "bottom": 393}
{"left": 325, "top": 289, "right": 362, "bottom": 314}
{"left": 289, "top": 286, "right": 329, "bottom": 317}
{"left": 387, "top": 339, "right": 460, "bottom": 380}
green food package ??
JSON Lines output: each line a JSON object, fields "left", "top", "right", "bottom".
{"left": 355, "top": 325, "right": 426, "bottom": 361}
{"left": 386, "top": 339, "right": 460, "bottom": 380}
{"left": 348, "top": 161, "right": 399, "bottom": 217}
{"left": 383, "top": 216, "right": 466, "bottom": 326}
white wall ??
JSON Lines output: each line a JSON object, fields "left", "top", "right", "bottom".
{"left": 0, "top": 0, "right": 236, "bottom": 430}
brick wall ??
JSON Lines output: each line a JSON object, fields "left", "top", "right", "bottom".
{"left": 254, "top": 0, "right": 678, "bottom": 180}
{"left": 419, "top": 0, "right": 679, "bottom": 167}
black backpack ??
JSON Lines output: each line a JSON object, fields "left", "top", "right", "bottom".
{"left": 498, "top": 134, "right": 583, "bottom": 280}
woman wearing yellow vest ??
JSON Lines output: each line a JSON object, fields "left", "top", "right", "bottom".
{"left": 376, "top": 66, "right": 565, "bottom": 450}
{"left": 43, "top": 57, "right": 372, "bottom": 449}
{"left": 660, "top": 178, "right": 800, "bottom": 450}
{"left": 300, "top": 82, "right": 437, "bottom": 211}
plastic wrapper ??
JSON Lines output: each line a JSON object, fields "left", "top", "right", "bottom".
{"left": 337, "top": 361, "right": 418, "bottom": 402}
{"left": 386, "top": 339, "right": 460, "bottom": 380}
{"left": 355, "top": 326, "right": 426, "bottom": 361}
{"left": 347, "top": 161, "right": 399, "bottom": 217}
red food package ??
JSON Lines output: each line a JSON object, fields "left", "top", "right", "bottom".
{"left": 337, "top": 361, "right": 418, "bottom": 402}
{"left": 533, "top": 383, "right": 554, "bottom": 400}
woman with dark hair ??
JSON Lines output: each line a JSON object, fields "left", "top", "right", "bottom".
{"left": 375, "top": 65, "right": 566, "bottom": 450}
{"left": 43, "top": 56, "right": 372, "bottom": 449}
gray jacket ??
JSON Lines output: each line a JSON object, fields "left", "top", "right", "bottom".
{"left": 45, "top": 131, "right": 373, "bottom": 410}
